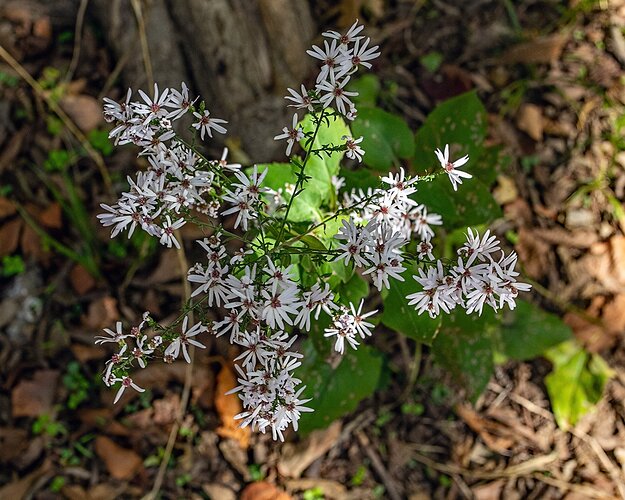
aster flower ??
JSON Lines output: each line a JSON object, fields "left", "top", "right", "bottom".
{"left": 435, "top": 144, "right": 472, "bottom": 191}
{"left": 273, "top": 113, "right": 304, "bottom": 156}
{"left": 192, "top": 110, "right": 228, "bottom": 140}
{"left": 285, "top": 84, "right": 318, "bottom": 112}
{"left": 342, "top": 135, "right": 365, "bottom": 162}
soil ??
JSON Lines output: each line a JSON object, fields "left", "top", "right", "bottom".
{"left": 1, "top": 0, "right": 625, "bottom": 498}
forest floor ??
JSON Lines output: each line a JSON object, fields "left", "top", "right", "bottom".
{"left": 2, "top": 0, "right": 625, "bottom": 499}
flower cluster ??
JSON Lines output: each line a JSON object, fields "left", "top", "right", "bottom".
{"left": 96, "top": 312, "right": 207, "bottom": 402}
{"left": 274, "top": 19, "right": 380, "bottom": 158}
{"left": 186, "top": 233, "right": 377, "bottom": 439}
{"left": 407, "top": 229, "right": 531, "bottom": 318}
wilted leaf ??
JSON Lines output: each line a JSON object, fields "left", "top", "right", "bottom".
{"left": 516, "top": 103, "right": 543, "bottom": 141}
{"left": 0, "top": 218, "right": 22, "bottom": 257}
{"left": 60, "top": 94, "right": 103, "bottom": 132}
{"left": 70, "top": 264, "right": 96, "bottom": 295}
{"left": 278, "top": 421, "right": 341, "bottom": 478}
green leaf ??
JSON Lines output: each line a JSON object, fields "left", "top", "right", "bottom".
{"left": 420, "top": 51, "right": 443, "bottom": 73}
{"left": 545, "top": 341, "right": 614, "bottom": 430}
{"left": 413, "top": 91, "right": 487, "bottom": 172}
{"left": 299, "top": 235, "right": 326, "bottom": 251}
{"left": 352, "top": 107, "right": 415, "bottom": 170}
{"left": 432, "top": 309, "right": 498, "bottom": 403}
{"left": 499, "top": 300, "right": 572, "bottom": 361}
{"left": 256, "top": 162, "right": 324, "bottom": 222}
{"left": 335, "top": 272, "right": 369, "bottom": 305}
{"left": 297, "top": 340, "right": 383, "bottom": 434}
{"left": 347, "top": 74, "right": 381, "bottom": 107}
{"left": 338, "top": 166, "right": 380, "bottom": 192}
{"left": 412, "top": 91, "right": 501, "bottom": 228}
{"left": 300, "top": 113, "right": 350, "bottom": 179}
{"left": 382, "top": 274, "right": 441, "bottom": 345}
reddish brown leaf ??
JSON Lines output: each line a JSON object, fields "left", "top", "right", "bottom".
{"left": 70, "top": 343, "right": 107, "bottom": 363}
{"left": 0, "top": 218, "right": 23, "bottom": 257}
{"left": 516, "top": 103, "right": 543, "bottom": 141}
{"left": 70, "top": 263, "right": 97, "bottom": 295}
{"left": 0, "top": 427, "right": 29, "bottom": 463}
{"left": 11, "top": 370, "right": 59, "bottom": 418}
{"left": 0, "top": 198, "right": 16, "bottom": 219}
{"left": 82, "top": 296, "right": 120, "bottom": 329}
{"left": 38, "top": 202, "right": 62, "bottom": 229}
{"left": 215, "top": 363, "right": 251, "bottom": 449}
{"left": 60, "top": 95, "right": 103, "bottom": 133}
{"left": 240, "top": 482, "right": 292, "bottom": 500}
{"left": 94, "top": 436, "right": 143, "bottom": 480}
{"left": 500, "top": 34, "right": 567, "bottom": 65}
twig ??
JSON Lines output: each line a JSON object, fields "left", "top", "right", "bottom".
{"left": 65, "top": 0, "right": 89, "bottom": 82}
{"left": 131, "top": 0, "right": 154, "bottom": 89}
{"left": 144, "top": 231, "right": 193, "bottom": 500}
{"left": 356, "top": 431, "right": 402, "bottom": 500}
{"left": 487, "top": 382, "right": 554, "bottom": 421}
{"left": 571, "top": 428, "right": 625, "bottom": 499}
{"left": 0, "top": 44, "right": 113, "bottom": 194}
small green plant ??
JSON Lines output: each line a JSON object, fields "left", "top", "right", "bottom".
{"left": 351, "top": 464, "right": 368, "bottom": 486}
{"left": 248, "top": 463, "right": 265, "bottom": 482}
{"left": 49, "top": 476, "right": 66, "bottom": 493}
{"left": 175, "top": 473, "right": 191, "bottom": 488}
{"left": 303, "top": 486, "right": 325, "bottom": 500}
{"left": 0, "top": 71, "right": 19, "bottom": 88}
{"left": 88, "top": 129, "right": 114, "bottom": 156}
{"left": 1, "top": 254, "right": 25, "bottom": 277}
{"left": 32, "top": 414, "right": 67, "bottom": 438}
{"left": 401, "top": 402, "right": 425, "bottom": 416}
{"left": 63, "top": 361, "right": 91, "bottom": 410}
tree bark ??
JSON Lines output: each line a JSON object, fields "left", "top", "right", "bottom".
{"left": 90, "top": 0, "right": 315, "bottom": 161}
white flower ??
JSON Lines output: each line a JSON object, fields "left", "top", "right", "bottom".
{"left": 350, "top": 300, "right": 377, "bottom": 338}
{"left": 343, "top": 135, "right": 365, "bottom": 162}
{"left": 164, "top": 316, "right": 207, "bottom": 363}
{"left": 112, "top": 376, "right": 145, "bottom": 404}
{"left": 285, "top": 84, "right": 317, "bottom": 112}
{"left": 435, "top": 144, "right": 471, "bottom": 191}
{"left": 306, "top": 39, "right": 341, "bottom": 84}
{"left": 322, "top": 19, "right": 365, "bottom": 47}
{"left": 273, "top": 113, "right": 304, "bottom": 156}
{"left": 261, "top": 283, "right": 302, "bottom": 330}
{"left": 192, "top": 110, "right": 227, "bottom": 140}
{"left": 159, "top": 216, "right": 185, "bottom": 248}
{"left": 317, "top": 74, "right": 358, "bottom": 116}
{"left": 336, "top": 37, "right": 380, "bottom": 77}
{"left": 135, "top": 83, "right": 173, "bottom": 122}
{"left": 167, "top": 82, "right": 196, "bottom": 120}
{"left": 95, "top": 321, "right": 127, "bottom": 344}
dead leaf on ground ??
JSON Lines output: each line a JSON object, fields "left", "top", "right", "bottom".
{"left": 143, "top": 249, "right": 183, "bottom": 285}
{"left": 0, "top": 458, "right": 52, "bottom": 499}
{"left": 38, "top": 202, "right": 62, "bottom": 229}
{"left": 59, "top": 94, "right": 103, "bottom": 133}
{"left": 11, "top": 369, "right": 59, "bottom": 418}
{"left": 455, "top": 403, "right": 516, "bottom": 454}
{"left": 0, "top": 217, "right": 23, "bottom": 257}
{"left": 516, "top": 227, "right": 552, "bottom": 279}
{"left": 215, "top": 363, "right": 251, "bottom": 449}
{"left": 499, "top": 34, "right": 568, "bottom": 64}
{"left": 285, "top": 479, "right": 348, "bottom": 500}
{"left": 94, "top": 435, "right": 143, "bottom": 480}
{"left": 202, "top": 484, "right": 237, "bottom": 500}
{"left": 71, "top": 343, "right": 107, "bottom": 363}
{"left": 0, "top": 198, "right": 16, "bottom": 218}
{"left": 82, "top": 296, "right": 120, "bottom": 329}
{"left": 0, "top": 427, "right": 29, "bottom": 463}
{"left": 240, "top": 481, "right": 292, "bottom": 500}
{"left": 517, "top": 103, "right": 544, "bottom": 141}
{"left": 493, "top": 175, "right": 518, "bottom": 205}
{"left": 70, "top": 264, "right": 97, "bottom": 295}
{"left": 278, "top": 421, "right": 342, "bottom": 478}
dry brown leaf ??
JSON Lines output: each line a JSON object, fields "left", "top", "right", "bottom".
{"left": 240, "top": 481, "right": 292, "bottom": 500}
{"left": 38, "top": 202, "right": 62, "bottom": 229}
{"left": 455, "top": 403, "right": 516, "bottom": 454}
{"left": 215, "top": 363, "right": 251, "bottom": 449}
{"left": 610, "top": 236, "right": 625, "bottom": 285}
{"left": 564, "top": 311, "right": 607, "bottom": 352}
{"left": 278, "top": 421, "right": 342, "bottom": 478}
{"left": 70, "top": 264, "right": 97, "bottom": 295}
{"left": 492, "top": 175, "right": 518, "bottom": 205}
{"left": 517, "top": 103, "right": 543, "bottom": 141}
{"left": 0, "top": 217, "right": 23, "bottom": 257}
{"left": 516, "top": 227, "right": 551, "bottom": 279}
{"left": 285, "top": 479, "right": 348, "bottom": 500}
{"left": 500, "top": 34, "right": 567, "bottom": 64}
{"left": 602, "top": 295, "right": 625, "bottom": 335}
{"left": 152, "top": 393, "right": 180, "bottom": 426}
{"left": 70, "top": 343, "right": 107, "bottom": 363}
{"left": 0, "top": 458, "right": 52, "bottom": 499}
{"left": 0, "top": 198, "right": 16, "bottom": 218}
{"left": 202, "top": 484, "right": 237, "bottom": 500}
{"left": 60, "top": 94, "right": 103, "bottom": 133}
{"left": 11, "top": 370, "right": 59, "bottom": 418}
{"left": 94, "top": 436, "right": 143, "bottom": 480}
{"left": 20, "top": 222, "right": 47, "bottom": 261}
{"left": 0, "top": 427, "right": 29, "bottom": 463}
{"left": 144, "top": 249, "right": 183, "bottom": 285}
{"left": 82, "top": 296, "right": 120, "bottom": 329}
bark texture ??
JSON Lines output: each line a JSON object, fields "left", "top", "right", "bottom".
{"left": 90, "top": 0, "right": 316, "bottom": 160}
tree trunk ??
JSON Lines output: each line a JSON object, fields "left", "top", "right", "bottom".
{"left": 90, "top": 0, "right": 315, "bottom": 161}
